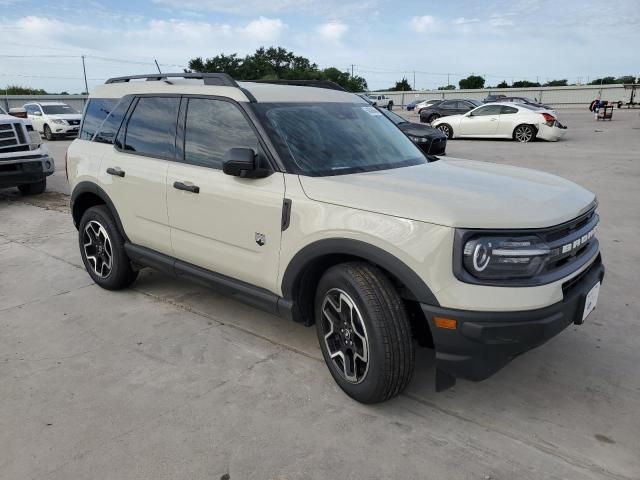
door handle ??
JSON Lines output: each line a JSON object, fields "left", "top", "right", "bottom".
{"left": 173, "top": 181, "right": 200, "bottom": 194}
{"left": 106, "top": 167, "right": 125, "bottom": 177}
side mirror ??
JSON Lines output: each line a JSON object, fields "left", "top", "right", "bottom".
{"left": 223, "top": 147, "right": 268, "bottom": 178}
{"left": 34, "top": 111, "right": 42, "bottom": 116}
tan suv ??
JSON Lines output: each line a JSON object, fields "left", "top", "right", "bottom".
{"left": 67, "top": 73, "right": 604, "bottom": 403}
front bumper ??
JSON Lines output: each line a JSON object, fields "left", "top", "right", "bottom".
{"left": 416, "top": 137, "right": 447, "bottom": 155}
{"left": 50, "top": 123, "right": 80, "bottom": 136}
{"left": 0, "top": 155, "right": 55, "bottom": 188}
{"left": 421, "top": 254, "right": 604, "bottom": 390}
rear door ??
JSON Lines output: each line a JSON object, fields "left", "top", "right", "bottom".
{"left": 98, "top": 96, "right": 178, "bottom": 256}
{"left": 166, "top": 96, "right": 285, "bottom": 292}
{"left": 437, "top": 100, "right": 458, "bottom": 116}
{"left": 25, "top": 104, "right": 44, "bottom": 132}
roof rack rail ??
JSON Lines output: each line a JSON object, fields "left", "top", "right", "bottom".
{"left": 245, "top": 79, "right": 347, "bottom": 92}
{"left": 105, "top": 72, "right": 239, "bottom": 87}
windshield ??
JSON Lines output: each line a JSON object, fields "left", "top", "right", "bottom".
{"left": 253, "top": 102, "right": 426, "bottom": 176}
{"left": 42, "top": 104, "right": 78, "bottom": 115}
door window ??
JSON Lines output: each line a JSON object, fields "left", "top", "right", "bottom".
{"left": 79, "top": 98, "right": 119, "bottom": 140}
{"left": 94, "top": 97, "right": 133, "bottom": 144}
{"left": 183, "top": 98, "right": 259, "bottom": 170}
{"left": 123, "top": 97, "right": 179, "bottom": 159}
{"left": 471, "top": 105, "right": 503, "bottom": 116}
{"left": 440, "top": 101, "right": 456, "bottom": 109}
{"left": 500, "top": 106, "right": 519, "bottom": 114}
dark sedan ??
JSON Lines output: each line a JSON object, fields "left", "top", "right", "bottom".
{"left": 419, "top": 99, "right": 482, "bottom": 123}
{"left": 380, "top": 108, "right": 447, "bottom": 155}
{"left": 499, "top": 96, "right": 552, "bottom": 109}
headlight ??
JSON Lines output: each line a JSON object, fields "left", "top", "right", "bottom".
{"left": 408, "top": 135, "right": 428, "bottom": 143}
{"left": 51, "top": 119, "right": 67, "bottom": 125}
{"left": 462, "top": 235, "right": 551, "bottom": 280}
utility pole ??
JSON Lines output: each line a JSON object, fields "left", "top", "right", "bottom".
{"left": 447, "top": 73, "right": 450, "bottom": 87}
{"left": 413, "top": 70, "right": 416, "bottom": 91}
{"left": 154, "top": 59, "right": 162, "bottom": 74}
{"left": 81, "top": 55, "right": 89, "bottom": 96}
{"left": 351, "top": 64, "right": 354, "bottom": 77}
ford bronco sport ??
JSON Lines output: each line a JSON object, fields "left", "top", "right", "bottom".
{"left": 67, "top": 73, "right": 604, "bottom": 404}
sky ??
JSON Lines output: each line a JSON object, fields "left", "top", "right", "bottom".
{"left": 0, "top": 0, "right": 638, "bottom": 93}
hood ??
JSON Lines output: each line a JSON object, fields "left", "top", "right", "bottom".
{"left": 299, "top": 159, "right": 595, "bottom": 229}
{"left": 398, "top": 123, "right": 445, "bottom": 139}
{"left": 49, "top": 114, "right": 82, "bottom": 121}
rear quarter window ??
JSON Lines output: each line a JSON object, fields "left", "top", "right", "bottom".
{"left": 79, "top": 98, "right": 118, "bottom": 140}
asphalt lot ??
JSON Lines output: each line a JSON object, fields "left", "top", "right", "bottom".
{"left": 1, "top": 109, "right": 639, "bottom": 479}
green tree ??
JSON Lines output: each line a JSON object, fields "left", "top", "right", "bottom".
{"left": 458, "top": 75, "right": 485, "bottom": 89}
{"left": 187, "top": 47, "right": 367, "bottom": 92}
{"left": 615, "top": 75, "right": 636, "bottom": 84}
{"left": 543, "top": 79, "right": 568, "bottom": 87}
{"left": 496, "top": 80, "right": 509, "bottom": 88}
{"left": 589, "top": 76, "right": 616, "bottom": 85}
{"left": 512, "top": 80, "right": 541, "bottom": 88}
{"left": 2, "top": 85, "right": 47, "bottom": 95}
{"left": 437, "top": 84, "right": 455, "bottom": 90}
{"left": 387, "top": 77, "right": 412, "bottom": 91}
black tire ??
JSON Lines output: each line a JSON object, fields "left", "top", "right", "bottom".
{"left": 315, "top": 262, "right": 414, "bottom": 403}
{"left": 427, "top": 113, "right": 440, "bottom": 123}
{"left": 43, "top": 124, "right": 54, "bottom": 141}
{"left": 436, "top": 123, "right": 453, "bottom": 139}
{"left": 387, "top": 101, "right": 393, "bottom": 111}
{"left": 513, "top": 124, "right": 536, "bottom": 143}
{"left": 78, "top": 205, "right": 138, "bottom": 290}
{"left": 18, "top": 178, "right": 46, "bottom": 195}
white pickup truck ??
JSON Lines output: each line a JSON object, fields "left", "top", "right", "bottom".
{"left": 0, "top": 107, "right": 54, "bottom": 195}
{"left": 365, "top": 93, "right": 394, "bottom": 110}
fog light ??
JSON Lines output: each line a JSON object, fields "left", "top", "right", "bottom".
{"left": 45, "top": 161, "right": 51, "bottom": 169}
{"left": 434, "top": 317, "right": 457, "bottom": 330}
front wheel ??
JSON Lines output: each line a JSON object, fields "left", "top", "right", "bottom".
{"left": 436, "top": 123, "right": 453, "bottom": 139}
{"left": 315, "top": 262, "right": 414, "bottom": 403}
{"left": 513, "top": 124, "right": 536, "bottom": 143}
{"left": 18, "top": 178, "right": 46, "bottom": 195}
{"left": 43, "top": 124, "right": 54, "bottom": 141}
{"left": 79, "top": 205, "right": 138, "bottom": 290}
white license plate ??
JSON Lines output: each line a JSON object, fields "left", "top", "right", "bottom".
{"left": 582, "top": 282, "right": 600, "bottom": 321}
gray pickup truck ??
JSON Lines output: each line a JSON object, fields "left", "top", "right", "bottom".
{"left": 0, "top": 107, "right": 54, "bottom": 195}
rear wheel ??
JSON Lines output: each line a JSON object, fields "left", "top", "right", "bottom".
{"left": 436, "top": 123, "right": 453, "bottom": 139}
{"left": 18, "top": 178, "right": 46, "bottom": 195}
{"left": 315, "top": 262, "right": 414, "bottom": 403}
{"left": 513, "top": 124, "right": 536, "bottom": 143}
{"left": 79, "top": 205, "right": 138, "bottom": 290}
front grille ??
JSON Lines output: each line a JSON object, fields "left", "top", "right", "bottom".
{"left": 0, "top": 122, "right": 28, "bottom": 152}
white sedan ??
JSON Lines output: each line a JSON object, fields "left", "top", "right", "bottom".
{"left": 431, "top": 103, "right": 567, "bottom": 142}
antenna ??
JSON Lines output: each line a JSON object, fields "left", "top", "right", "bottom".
{"left": 154, "top": 59, "right": 162, "bottom": 74}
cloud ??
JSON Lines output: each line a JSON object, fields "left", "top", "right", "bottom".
{"left": 454, "top": 17, "right": 480, "bottom": 25}
{"left": 409, "top": 15, "right": 435, "bottom": 33}
{"left": 239, "top": 17, "right": 285, "bottom": 41}
{"left": 153, "top": 0, "right": 373, "bottom": 16}
{"left": 317, "top": 21, "right": 348, "bottom": 42}
{"left": 488, "top": 14, "right": 515, "bottom": 27}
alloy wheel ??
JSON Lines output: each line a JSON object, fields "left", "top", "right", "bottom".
{"left": 515, "top": 125, "right": 533, "bottom": 142}
{"left": 437, "top": 124, "right": 450, "bottom": 137}
{"left": 320, "top": 288, "right": 370, "bottom": 384}
{"left": 83, "top": 220, "right": 113, "bottom": 278}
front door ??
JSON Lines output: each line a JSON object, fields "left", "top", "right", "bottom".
{"left": 167, "top": 97, "right": 285, "bottom": 293}
{"left": 459, "top": 104, "right": 502, "bottom": 136}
